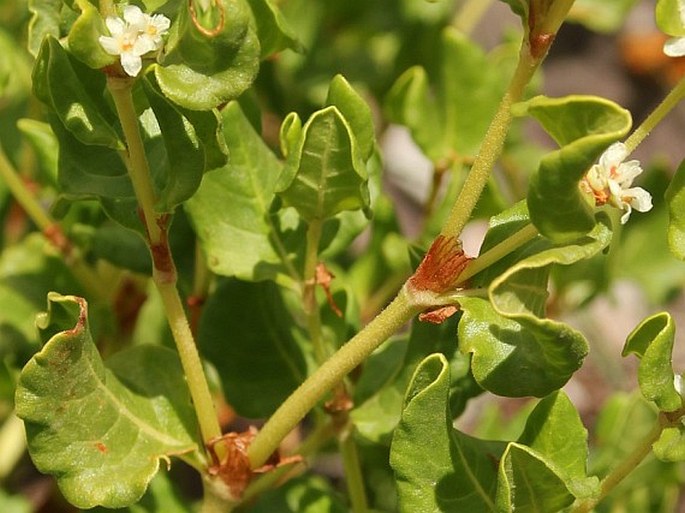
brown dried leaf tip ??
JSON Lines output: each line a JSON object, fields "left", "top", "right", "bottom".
{"left": 206, "top": 427, "right": 302, "bottom": 500}
{"left": 408, "top": 235, "right": 472, "bottom": 294}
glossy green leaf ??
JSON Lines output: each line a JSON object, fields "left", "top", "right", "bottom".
{"left": 390, "top": 354, "right": 504, "bottom": 512}
{"left": 186, "top": 101, "right": 297, "bottom": 282}
{"left": 385, "top": 27, "right": 505, "bottom": 162}
{"left": 496, "top": 443, "right": 574, "bottom": 513}
{"left": 568, "top": 0, "right": 639, "bottom": 33}
{"left": 623, "top": 312, "right": 682, "bottom": 412}
{"left": 247, "top": 0, "right": 304, "bottom": 58}
{"left": 280, "top": 112, "right": 302, "bottom": 158}
{"left": 141, "top": 73, "right": 205, "bottom": 211}
{"left": 153, "top": 0, "right": 260, "bottom": 110}
{"left": 666, "top": 158, "right": 685, "bottom": 260}
{"left": 67, "top": 0, "right": 115, "bottom": 69}
{"left": 198, "top": 279, "right": 307, "bottom": 418}
{"left": 33, "top": 37, "right": 124, "bottom": 150}
{"left": 27, "top": 0, "right": 62, "bottom": 57}
{"left": 325, "top": 74, "right": 375, "bottom": 160}
{"left": 656, "top": 0, "right": 685, "bottom": 36}
{"left": 520, "top": 95, "right": 632, "bottom": 243}
{"left": 250, "top": 473, "right": 347, "bottom": 513}
{"left": 277, "top": 106, "right": 370, "bottom": 222}
{"left": 15, "top": 293, "right": 199, "bottom": 509}
{"left": 459, "top": 208, "right": 610, "bottom": 397}
{"left": 517, "top": 391, "right": 598, "bottom": 499}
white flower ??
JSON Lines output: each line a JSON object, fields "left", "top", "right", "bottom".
{"left": 98, "top": 6, "right": 170, "bottom": 77}
{"left": 663, "top": 1, "right": 685, "bottom": 57}
{"left": 580, "top": 142, "right": 653, "bottom": 224}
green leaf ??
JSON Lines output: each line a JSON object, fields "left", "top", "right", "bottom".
{"left": 496, "top": 443, "right": 574, "bottom": 513}
{"left": 33, "top": 37, "right": 124, "bottom": 150}
{"left": 568, "top": 0, "right": 639, "bottom": 33}
{"left": 15, "top": 293, "right": 199, "bottom": 509}
{"left": 517, "top": 391, "right": 598, "bottom": 499}
{"left": 459, "top": 207, "right": 610, "bottom": 397}
{"left": 186, "top": 101, "right": 297, "bottom": 282}
{"left": 385, "top": 27, "right": 506, "bottom": 162}
{"left": 277, "top": 106, "right": 370, "bottom": 222}
{"left": 0, "top": 490, "right": 31, "bottom": 513}
{"left": 653, "top": 423, "right": 685, "bottom": 462}
{"left": 656, "top": 0, "right": 685, "bottom": 36}
{"left": 666, "top": 158, "right": 685, "bottom": 260}
{"left": 141, "top": 73, "right": 206, "bottom": 211}
{"left": 153, "top": 0, "right": 260, "bottom": 110}
{"left": 250, "top": 473, "right": 347, "bottom": 513}
{"left": 67, "top": 0, "right": 115, "bottom": 69}
{"left": 520, "top": 95, "right": 632, "bottom": 243}
{"left": 623, "top": 312, "right": 682, "bottom": 412}
{"left": 390, "top": 354, "right": 504, "bottom": 512}
{"left": 247, "top": 0, "right": 304, "bottom": 58}
{"left": 353, "top": 317, "right": 481, "bottom": 444}
{"left": 325, "top": 74, "right": 375, "bottom": 160}
{"left": 198, "top": 280, "right": 307, "bottom": 418}
{"left": 27, "top": 0, "right": 62, "bottom": 57}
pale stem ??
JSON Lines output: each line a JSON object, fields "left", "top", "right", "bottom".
{"left": 340, "top": 427, "right": 368, "bottom": 513}
{"left": 0, "top": 146, "right": 110, "bottom": 302}
{"left": 440, "top": 43, "right": 539, "bottom": 240}
{"left": 0, "top": 413, "right": 26, "bottom": 480}
{"left": 248, "top": 290, "right": 419, "bottom": 469}
{"left": 571, "top": 413, "right": 669, "bottom": 513}
{"left": 453, "top": 0, "right": 494, "bottom": 35}
{"left": 303, "top": 219, "right": 327, "bottom": 364}
{"left": 106, "top": 79, "right": 222, "bottom": 452}
{"left": 624, "top": 73, "right": 685, "bottom": 154}
{"left": 457, "top": 222, "right": 539, "bottom": 284}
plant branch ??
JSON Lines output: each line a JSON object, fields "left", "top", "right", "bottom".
{"left": 107, "top": 78, "right": 222, "bottom": 454}
{"left": 453, "top": 0, "right": 494, "bottom": 35}
{"left": 440, "top": 42, "right": 539, "bottom": 239}
{"left": 571, "top": 412, "right": 671, "bottom": 513}
{"left": 303, "top": 219, "right": 327, "bottom": 364}
{"left": 248, "top": 290, "right": 419, "bottom": 469}
{"left": 0, "top": 146, "right": 110, "bottom": 302}
{"left": 624, "top": 72, "right": 685, "bottom": 153}
{"left": 457, "top": 222, "right": 539, "bottom": 284}
{"left": 340, "top": 426, "right": 368, "bottom": 513}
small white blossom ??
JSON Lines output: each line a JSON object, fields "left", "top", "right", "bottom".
{"left": 663, "top": 0, "right": 685, "bottom": 57}
{"left": 98, "top": 6, "right": 170, "bottom": 77}
{"left": 580, "top": 142, "right": 653, "bottom": 224}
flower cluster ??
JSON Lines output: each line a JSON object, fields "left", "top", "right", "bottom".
{"left": 580, "top": 142, "right": 653, "bottom": 224}
{"left": 663, "top": 0, "right": 685, "bottom": 57}
{"left": 99, "top": 6, "right": 170, "bottom": 77}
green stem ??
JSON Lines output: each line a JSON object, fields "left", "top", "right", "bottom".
{"left": 201, "top": 479, "right": 237, "bottom": 513}
{"left": 624, "top": 73, "right": 685, "bottom": 153}
{"left": 571, "top": 414, "right": 668, "bottom": 513}
{"left": 457, "top": 223, "right": 539, "bottom": 284}
{"left": 248, "top": 290, "right": 419, "bottom": 469}
{"left": 303, "top": 219, "right": 326, "bottom": 364}
{"left": 453, "top": 0, "right": 494, "bottom": 35}
{"left": 107, "top": 78, "right": 222, "bottom": 452}
{"left": 0, "top": 146, "right": 110, "bottom": 302}
{"left": 0, "top": 147, "right": 52, "bottom": 230}
{"left": 340, "top": 427, "right": 368, "bottom": 513}
{"left": 0, "top": 413, "right": 26, "bottom": 481}
{"left": 440, "top": 42, "right": 540, "bottom": 240}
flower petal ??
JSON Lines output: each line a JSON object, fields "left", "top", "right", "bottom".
{"left": 123, "top": 5, "right": 146, "bottom": 26}
{"left": 620, "top": 204, "right": 633, "bottom": 224}
{"left": 105, "top": 16, "right": 126, "bottom": 36}
{"left": 99, "top": 35, "right": 121, "bottom": 55}
{"left": 120, "top": 52, "right": 143, "bottom": 77}
{"left": 664, "top": 37, "right": 685, "bottom": 57}
{"left": 599, "top": 142, "right": 628, "bottom": 170}
{"left": 615, "top": 160, "right": 643, "bottom": 186}
{"left": 624, "top": 187, "right": 653, "bottom": 213}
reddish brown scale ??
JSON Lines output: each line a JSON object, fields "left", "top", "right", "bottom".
{"left": 206, "top": 428, "right": 302, "bottom": 500}
{"left": 95, "top": 442, "right": 108, "bottom": 454}
{"left": 408, "top": 235, "right": 472, "bottom": 294}
{"left": 315, "top": 263, "right": 343, "bottom": 317}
